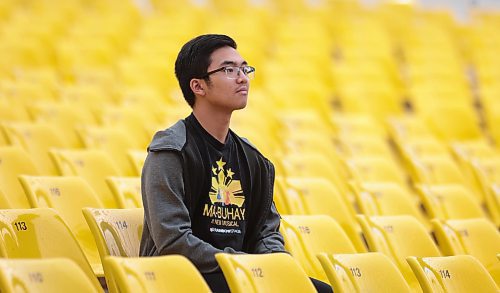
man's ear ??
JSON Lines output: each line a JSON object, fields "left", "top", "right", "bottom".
{"left": 190, "top": 79, "right": 206, "bottom": 96}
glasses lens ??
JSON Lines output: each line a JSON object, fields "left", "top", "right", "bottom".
{"left": 223, "top": 66, "right": 255, "bottom": 79}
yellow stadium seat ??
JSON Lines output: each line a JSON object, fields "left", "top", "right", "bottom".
{"left": 19, "top": 175, "right": 105, "bottom": 276}
{"left": 2, "top": 122, "right": 69, "bottom": 175}
{"left": 280, "top": 215, "right": 357, "bottom": 282}
{"left": 83, "top": 208, "right": 143, "bottom": 293}
{"left": 345, "top": 156, "right": 408, "bottom": 188}
{"left": 432, "top": 218, "right": 500, "bottom": 285}
{"left": 77, "top": 126, "right": 139, "bottom": 176}
{"left": 407, "top": 255, "right": 499, "bottom": 293}
{"left": 470, "top": 157, "right": 500, "bottom": 224}
{"left": 284, "top": 177, "right": 366, "bottom": 252}
{"left": 353, "top": 182, "right": 428, "bottom": 228}
{"left": 105, "top": 255, "right": 211, "bottom": 293}
{"left": 0, "top": 258, "right": 100, "bottom": 293}
{"left": 0, "top": 147, "right": 38, "bottom": 208}
{"left": 27, "top": 102, "right": 98, "bottom": 148}
{"left": 416, "top": 184, "right": 486, "bottom": 220}
{"left": 357, "top": 215, "right": 441, "bottom": 291}
{"left": 127, "top": 150, "right": 147, "bottom": 176}
{"left": 216, "top": 253, "right": 316, "bottom": 293}
{"left": 50, "top": 149, "right": 121, "bottom": 208}
{"left": 282, "top": 153, "right": 349, "bottom": 196}
{"left": 0, "top": 208, "right": 102, "bottom": 292}
{"left": 387, "top": 115, "right": 435, "bottom": 146}
{"left": 407, "top": 155, "right": 468, "bottom": 188}
{"left": 337, "top": 135, "right": 394, "bottom": 159}
{"left": 105, "top": 176, "right": 142, "bottom": 208}
{"left": 317, "top": 252, "right": 411, "bottom": 293}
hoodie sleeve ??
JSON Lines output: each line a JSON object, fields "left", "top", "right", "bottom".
{"left": 139, "top": 150, "right": 241, "bottom": 273}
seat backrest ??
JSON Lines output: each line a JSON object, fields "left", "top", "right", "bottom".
{"left": 357, "top": 215, "right": 441, "bottom": 291}
{"left": 407, "top": 255, "right": 499, "bottom": 293}
{"left": 127, "top": 150, "right": 147, "bottom": 177}
{"left": 0, "top": 146, "right": 38, "bottom": 208}
{"left": 432, "top": 218, "right": 500, "bottom": 285}
{"left": 281, "top": 215, "right": 357, "bottom": 282}
{"left": 83, "top": 207, "right": 143, "bottom": 292}
{"left": 0, "top": 208, "right": 102, "bottom": 291}
{"left": 286, "top": 177, "right": 366, "bottom": 252}
{"left": 0, "top": 258, "right": 100, "bottom": 293}
{"left": 416, "top": 184, "right": 485, "bottom": 220}
{"left": 317, "top": 252, "right": 411, "bottom": 293}
{"left": 2, "top": 122, "right": 69, "bottom": 175}
{"left": 105, "top": 255, "right": 211, "bottom": 293}
{"left": 19, "top": 175, "right": 105, "bottom": 276}
{"left": 409, "top": 155, "right": 466, "bottom": 186}
{"left": 470, "top": 157, "right": 500, "bottom": 224}
{"left": 105, "top": 176, "right": 142, "bottom": 208}
{"left": 354, "top": 182, "right": 428, "bottom": 228}
{"left": 216, "top": 253, "right": 316, "bottom": 293}
{"left": 346, "top": 156, "right": 407, "bottom": 187}
{"left": 77, "top": 126, "right": 139, "bottom": 176}
{"left": 50, "top": 149, "right": 121, "bottom": 208}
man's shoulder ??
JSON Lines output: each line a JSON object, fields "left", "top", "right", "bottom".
{"left": 148, "top": 120, "right": 186, "bottom": 152}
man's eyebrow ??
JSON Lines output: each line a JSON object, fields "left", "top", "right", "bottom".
{"left": 219, "top": 60, "right": 248, "bottom": 66}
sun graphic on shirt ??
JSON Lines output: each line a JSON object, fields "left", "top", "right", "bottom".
{"left": 209, "top": 157, "right": 245, "bottom": 207}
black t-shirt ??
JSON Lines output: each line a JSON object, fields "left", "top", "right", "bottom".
{"left": 184, "top": 114, "right": 247, "bottom": 251}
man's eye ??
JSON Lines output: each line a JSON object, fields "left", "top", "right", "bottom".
{"left": 225, "top": 67, "right": 235, "bottom": 73}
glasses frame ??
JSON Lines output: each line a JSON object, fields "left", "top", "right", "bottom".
{"left": 202, "top": 65, "right": 255, "bottom": 80}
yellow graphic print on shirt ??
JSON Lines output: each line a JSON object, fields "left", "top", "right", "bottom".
{"left": 209, "top": 157, "right": 245, "bottom": 207}
{"left": 203, "top": 157, "right": 246, "bottom": 230}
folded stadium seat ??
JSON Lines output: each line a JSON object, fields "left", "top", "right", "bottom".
{"left": 77, "top": 126, "right": 140, "bottom": 177}
{"left": 469, "top": 156, "right": 500, "bottom": 225}
{"left": 420, "top": 104, "right": 484, "bottom": 142}
{"left": 58, "top": 83, "right": 118, "bottom": 116}
{"left": 407, "top": 255, "right": 499, "bottom": 293}
{"left": 331, "top": 114, "right": 387, "bottom": 138}
{"left": 317, "top": 252, "right": 411, "bottom": 293}
{"left": 83, "top": 208, "right": 143, "bottom": 293}
{"left": 344, "top": 156, "right": 409, "bottom": 189}
{"left": 105, "top": 177, "right": 142, "bottom": 208}
{"left": 0, "top": 98, "right": 31, "bottom": 123}
{"left": 117, "top": 58, "right": 173, "bottom": 96}
{"left": 19, "top": 175, "right": 106, "bottom": 277}
{"left": 406, "top": 155, "right": 470, "bottom": 191}
{"left": 399, "top": 137, "right": 451, "bottom": 163}
{"left": 280, "top": 215, "right": 357, "bottom": 282}
{"left": 0, "top": 147, "right": 39, "bottom": 208}
{"left": 336, "top": 135, "right": 395, "bottom": 161}
{"left": 1, "top": 122, "right": 70, "bottom": 175}
{"left": 99, "top": 106, "right": 157, "bottom": 150}
{"left": 27, "top": 102, "right": 98, "bottom": 148}
{"left": 126, "top": 150, "right": 147, "bottom": 178}
{"left": 415, "top": 184, "right": 486, "bottom": 220}
{"left": 0, "top": 258, "right": 101, "bottom": 293}
{"left": 0, "top": 208, "right": 103, "bottom": 292}
{"left": 119, "top": 86, "right": 171, "bottom": 117}
{"left": 357, "top": 215, "right": 442, "bottom": 292}
{"left": 352, "top": 182, "right": 429, "bottom": 229}
{"left": 432, "top": 218, "right": 500, "bottom": 285}
{"left": 216, "top": 253, "right": 316, "bottom": 293}
{"left": 386, "top": 115, "right": 436, "bottom": 151}
{"left": 284, "top": 177, "right": 366, "bottom": 252}
{"left": 105, "top": 255, "right": 210, "bottom": 293}
{"left": 50, "top": 149, "right": 121, "bottom": 208}
{"left": 282, "top": 153, "right": 350, "bottom": 199}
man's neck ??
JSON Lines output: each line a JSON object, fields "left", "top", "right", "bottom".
{"left": 192, "top": 107, "right": 231, "bottom": 144}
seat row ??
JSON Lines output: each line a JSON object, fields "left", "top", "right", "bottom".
{"left": 0, "top": 208, "right": 498, "bottom": 292}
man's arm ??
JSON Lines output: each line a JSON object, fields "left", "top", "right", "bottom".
{"left": 251, "top": 202, "right": 287, "bottom": 254}
{"left": 140, "top": 151, "right": 239, "bottom": 273}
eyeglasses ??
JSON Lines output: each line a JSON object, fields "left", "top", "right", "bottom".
{"left": 203, "top": 65, "right": 255, "bottom": 80}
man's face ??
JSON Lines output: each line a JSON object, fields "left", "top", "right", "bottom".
{"left": 200, "top": 46, "right": 250, "bottom": 112}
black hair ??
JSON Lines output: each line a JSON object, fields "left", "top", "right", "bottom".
{"left": 174, "top": 34, "right": 237, "bottom": 107}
